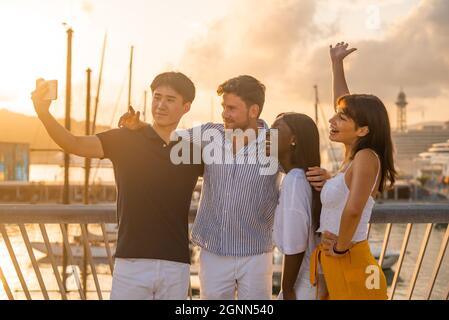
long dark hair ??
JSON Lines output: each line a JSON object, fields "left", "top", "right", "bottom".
{"left": 278, "top": 112, "right": 322, "bottom": 231}
{"left": 337, "top": 94, "right": 397, "bottom": 192}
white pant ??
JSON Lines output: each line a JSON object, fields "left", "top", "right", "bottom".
{"left": 198, "top": 249, "right": 273, "bottom": 300}
{"left": 277, "top": 275, "right": 327, "bottom": 300}
{"left": 110, "top": 258, "right": 190, "bottom": 300}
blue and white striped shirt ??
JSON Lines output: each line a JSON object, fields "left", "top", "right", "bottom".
{"left": 183, "top": 122, "right": 280, "bottom": 256}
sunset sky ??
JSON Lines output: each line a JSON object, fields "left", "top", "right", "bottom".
{"left": 0, "top": 0, "right": 447, "bottom": 130}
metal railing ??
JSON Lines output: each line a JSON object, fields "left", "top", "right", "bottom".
{"left": 0, "top": 205, "right": 116, "bottom": 300}
{"left": 0, "top": 203, "right": 448, "bottom": 300}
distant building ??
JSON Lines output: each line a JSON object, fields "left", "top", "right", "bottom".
{"left": 392, "top": 122, "right": 449, "bottom": 176}
{"left": 396, "top": 89, "right": 408, "bottom": 132}
{"left": 390, "top": 88, "right": 449, "bottom": 177}
{"left": 0, "top": 142, "right": 30, "bottom": 181}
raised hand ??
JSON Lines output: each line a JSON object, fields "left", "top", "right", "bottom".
{"left": 330, "top": 42, "right": 357, "bottom": 64}
{"left": 31, "top": 79, "right": 52, "bottom": 116}
{"left": 118, "top": 106, "right": 145, "bottom": 130}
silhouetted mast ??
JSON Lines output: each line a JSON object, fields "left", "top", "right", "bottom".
{"left": 63, "top": 27, "right": 73, "bottom": 206}
{"left": 92, "top": 32, "right": 107, "bottom": 134}
{"left": 314, "top": 84, "right": 319, "bottom": 125}
{"left": 128, "top": 46, "right": 134, "bottom": 107}
{"left": 84, "top": 68, "right": 92, "bottom": 206}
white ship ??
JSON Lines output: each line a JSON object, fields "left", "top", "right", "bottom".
{"left": 416, "top": 139, "right": 449, "bottom": 176}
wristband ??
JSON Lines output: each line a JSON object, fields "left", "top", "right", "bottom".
{"left": 333, "top": 243, "right": 349, "bottom": 255}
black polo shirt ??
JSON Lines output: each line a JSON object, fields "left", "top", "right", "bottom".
{"left": 96, "top": 125, "right": 203, "bottom": 264}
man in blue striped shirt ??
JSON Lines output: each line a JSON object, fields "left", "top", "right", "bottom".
{"left": 188, "top": 75, "right": 279, "bottom": 300}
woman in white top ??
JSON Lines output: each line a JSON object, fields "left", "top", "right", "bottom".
{"left": 272, "top": 112, "right": 326, "bottom": 300}
{"left": 310, "top": 43, "right": 397, "bottom": 300}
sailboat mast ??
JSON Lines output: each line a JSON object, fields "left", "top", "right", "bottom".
{"left": 128, "top": 46, "right": 134, "bottom": 108}
{"left": 314, "top": 84, "right": 319, "bottom": 125}
{"left": 63, "top": 27, "right": 73, "bottom": 206}
{"left": 92, "top": 32, "right": 107, "bottom": 135}
{"left": 143, "top": 90, "right": 147, "bottom": 122}
{"left": 84, "top": 68, "right": 92, "bottom": 205}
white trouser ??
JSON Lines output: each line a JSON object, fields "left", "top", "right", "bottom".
{"left": 110, "top": 258, "right": 190, "bottom": 300}
{"left": 198, "top": 249, "right": 273, "bottom": 300}
{"left": 277, "top": 275, "right": 327, "bottom": 300}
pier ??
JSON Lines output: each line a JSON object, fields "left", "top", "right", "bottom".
{"left": 0, "top": 182, "right": 116, "bottom": 203}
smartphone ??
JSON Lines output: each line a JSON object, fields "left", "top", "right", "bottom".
{"left": 36, "top": 79, "right": 58, "bottom": 100}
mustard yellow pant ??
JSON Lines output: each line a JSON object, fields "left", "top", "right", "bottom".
{"left": 310, "top": 240, "right": 388, "bottom": 300}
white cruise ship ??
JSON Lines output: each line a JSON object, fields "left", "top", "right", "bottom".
{"left": 416, "top": 139, "right": 449, "bottom": 176}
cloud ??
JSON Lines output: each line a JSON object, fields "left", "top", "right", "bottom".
{"left": 179, "top": 0, "right": 449, "bottom": 125}
{"left": 180, "top": 0, "right": 322, "bottom": 90}
{"left": 0, "top": 90, "right": 19, "bottom": 103}
{"left": 288, "top": 0, "right": 449, "bottom": 103}
{"left": 344, "top": 0, "right": 449, "bottom": 99}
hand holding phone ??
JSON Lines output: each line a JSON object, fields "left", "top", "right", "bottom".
{"left": 32, "top": 78, "right": 57, "bottom": 116}
{"left": 35, "top": 79, "right": 58, "bottom": 101}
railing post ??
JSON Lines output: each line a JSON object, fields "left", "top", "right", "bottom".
{"left": 80, "top": 224, "right": 103, "bottom": 299}
{"left": 0, "top": 264, "right": 14, "bottom": 300}
{"left": 60, "top": 224, "right": 85, "bottom": 300}
{"left": 0, "top": 224, "right": 31, "bottom": 300}
{"left": 389, "top": 223, "right": 413, "bottom": 300}
{"left": 82, "top": 239, "right": 88, "bottom": 297}
{"left": 378, "top": 223, "right": 393, "bottom": 268}
{"left": 425, "top": 224, "right": 449, "bottom": 300}
{"left": 39, "top": 224, "right": 68, "bottom": 300}
{"left": 18, "top": 224, "right": 49, "bottom": 299}
{"left": 407, "top": 223, "right": 433, "bottom": 300}
{"left": 100, "top": 223, "right": 115, "bottom": 274}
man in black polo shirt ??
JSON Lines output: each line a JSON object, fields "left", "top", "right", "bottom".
{"left": 31, "top": 72, "right": 202, "bottom": 299}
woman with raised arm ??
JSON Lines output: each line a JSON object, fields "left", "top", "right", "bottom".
{"left": 310, "top": 42, "right": 396, "bottom": 300}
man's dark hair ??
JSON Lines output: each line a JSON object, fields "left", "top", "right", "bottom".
{"left": 217, "top": 75, "right": 266, "bottom": 117}
{"left": 150, "top": 72, "right": 195, "bottom": 103}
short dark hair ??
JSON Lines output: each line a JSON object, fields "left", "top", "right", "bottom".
{"left": 150, "top": 72, "right": 195, "bottom": 103}
{"left": 217, "top": 75, "right": 266, "bottom": 117}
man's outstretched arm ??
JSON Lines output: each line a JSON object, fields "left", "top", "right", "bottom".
{"left": 32, "top": 81, "right": 104, "bottom": 159}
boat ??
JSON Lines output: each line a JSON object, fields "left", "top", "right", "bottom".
{"left": 31, "top": 242, "right": 115, "bottom": 259}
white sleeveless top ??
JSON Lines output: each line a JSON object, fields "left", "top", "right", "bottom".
{"left": 317, "top": 150, "right": 381, "bottom": 242}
